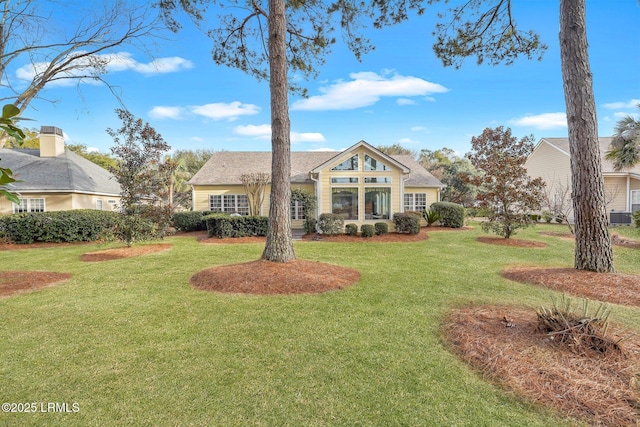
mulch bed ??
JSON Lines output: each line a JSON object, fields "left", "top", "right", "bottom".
{"left": 0, "top": 271, "right": 72, "bottom": 297}
{"left": 79, "top": 243, "right": 172, "bottom": 262}
{"left": 191, "top": 259, "right": 361, "bottom": 295}
{"left": 502, "top": 267, "right": 640, "bottom": 307}
{"left": 477, "top": 236, "right": 547, "bottom": 248}
{"left": 446, "top": 305, "right": 640, "bottom": 426}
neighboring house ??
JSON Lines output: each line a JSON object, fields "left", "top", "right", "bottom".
{"left": 189, "top": 140, "right": 444, "bottom": 230}
{"left": 0, "top": 126, "right": 121, "bottom": 214}
{"left": 525, "top": 137, "right": 640, "bottom": 224}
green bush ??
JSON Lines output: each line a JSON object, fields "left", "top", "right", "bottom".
{"left": 345, "top": 223, "right": 358, "bottom": 236}
{"left": 204, "top": 214, "right": 269, "bottom": 238}
{"left": 430, "top": 202, "right": 464, "bottom": 228}
{"left": 0, "top": 210, "right": 119, "bottom": 244}
{"left": 634, "top": 211, "right": 640, "bottom": 228}
{"left": 317, "top": 213, "right": 344, "bottom": 235}
{"left": 172, "top": 211, "right": 208, "bottom": 232}
{"left": 542, "top": 211, "right": 553, "bottom": 223}
{"left": 361, "top": 224, "right": 375, "bottom": 237}
{"left": 393, "top": 212, "right": 421, "bottom": 234}
{"left": 374, "top": 222, "right": 388, "bottom": 235}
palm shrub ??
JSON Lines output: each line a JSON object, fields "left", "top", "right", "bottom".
{"left": 423, "top": 209, "right": 442, "bottom": 227}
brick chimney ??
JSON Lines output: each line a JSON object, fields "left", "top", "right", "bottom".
{"left": 39, "top": 126, "right": 65, "bottom": 157}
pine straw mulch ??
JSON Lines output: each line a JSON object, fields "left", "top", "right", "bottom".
{"left": 503, "top": 267, "right": 640, "bottom": 308}
{"left": 0, "top": 271, "right": 72, "bottom": 298}
{"left": 190, "top": 259, "right": 361, "bottom": 295}
{"left": 477, "top": 236, "right": 547, "bottom": 248}
{"left": 445, "top": 305, "right": 640, "bottom": 426}
{"left": 79, "top": 243, "right": 172, "bottom": 262}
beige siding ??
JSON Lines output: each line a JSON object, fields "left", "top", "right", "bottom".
{"left": 526, "top": 141, "right": 572, "bottom": 191}
{"left": 604, "top": 176, "right": 628, "bottom": 212}
{"left": 0, "top": 193, "right": 120, "bottom": 214}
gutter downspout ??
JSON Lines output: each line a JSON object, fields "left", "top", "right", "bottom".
{"left": 309, "top": 172, "right": 320, "bottom": 232}
{"left": 626, "top": 176, "right": 631, "bottom": 212}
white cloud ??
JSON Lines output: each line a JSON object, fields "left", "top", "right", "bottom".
{"left": 291, "top": 71, "right": 449, "bottom": 111}
{"left": 614, "top": 111, "right": 640, "bottom": 120}
{"left": 309, "top": 147, "right": 339, "bottom": 152}
{"left": 15, "top": 52, "right": 193, "bottom": 86}
{"left": 602, "top": 99, "right": 640, "bottom": 109}
{"left": 397, "top": 98, "right": 417, "bottom": 106}
{"left": 86, "top": 146, "right": 100, "bottom": 153}
{"left": 411, "top": 126, "right": 427, "bottom": 131}
{"left": 397, "top": 138, "right": 416, "bottom": 144}
{"left": 190, "top": 136, "right": 204, "bottom": 142}
{"left": 509, "top": 112, "right": 567, "bottom": 130}
{"left": 191, "top": 102, "right": 260, "bottom": 121}
{"left": 291, "top": 132, "right": 325, "bottom": 143}
{"left": 149, "top": 106, "right": 185, "bottom": 120}
{"left": 233, "top": 124, "right": 325, "bottom": 143}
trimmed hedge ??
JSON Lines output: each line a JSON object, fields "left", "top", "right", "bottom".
{"left": 393, "top": 212, "right": 421, "bottom": 234}
{"left": 317, "top": 213, "right": 344, "bottom": 235}
{"left": 374, "top": 222, "right": 388, "bottom": 235}
{"left": 0, "top": 210, "right": 119, "bottom": 244}
{"left": 204, "top": 214, "right": 269, "bottom": 238}
{"left": 361, "top": 224, "right": 375, "bottom": 237}
{"left": 345, "top": 223, "right": 358, "bottom": 236}
{"left": 430, "top": 201, "right": 465, "bottom": 228}
{"left": 172, "top": 211, "right": 209, "bottom": 232}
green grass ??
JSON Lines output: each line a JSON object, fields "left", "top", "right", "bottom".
{"left": 1, "top": 222, "right": 640, "bottom": 426}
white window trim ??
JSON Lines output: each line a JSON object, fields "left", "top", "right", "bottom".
{"left": 404, "top": 193, "right": 427, "bottom": 212}
{"left": 13, "top": 198, "right": 46, "bottom": 213}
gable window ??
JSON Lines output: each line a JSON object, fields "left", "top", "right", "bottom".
{"left": 290, "top": 200, "right": 305, "bottom": 220}
{"left": 364, "top": 177, "right": 392, "bottom": 183}
{"left": 332, "top": 154, "right": 359, "bottom": 171}
{"left": 332, "top": 188, "right": 358, "bottom": 220}
{"left": 209, "top": 194, "right": 249, "bottom": 215}
{"left": 13, "top": 198, "right": 45, "bottom": 213}
{"left": 364, "top": 154, "right": 390, "bottom": 171}
{"left": 404, "top": 193, "right": 427, "bottom": 212}
{"left": 365, "top": 188, "right": 390, "bottom": 219}
{"left": 331, "top": 177, "right": 358, "bottom": 184}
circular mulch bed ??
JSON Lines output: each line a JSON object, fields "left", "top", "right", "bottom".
{"left": 80, "top": 243, "right": 172, "bottom": 262}
{"left": 445, "top": 305, "right": 640, "bottom": 426}
{"left": 0, "top": 271, "right": 72, "bottom": 297}
{"left": 191, "top": 259, "right": 361, "bottom": 295}
{"left": 611, "top": 233, "right": 640, "bottom": 249}
{"left": 477, "top": 236, "right": 547, "bottom": 248}
{"left": 503, "top": 267, "right": 640, "bottom": 307}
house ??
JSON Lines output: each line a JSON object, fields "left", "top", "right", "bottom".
{"left": 0, "top": 126, "right": 121, "bottom": 214}
{"left": 189, "top": 140, "right": 444, "bottom": 230}
{"left": 525, "top": 137, "right": 640, "bottom": 224}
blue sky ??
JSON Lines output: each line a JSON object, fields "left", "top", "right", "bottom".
{"left": 9, "top": 0, "right": 640, "bottom": 156}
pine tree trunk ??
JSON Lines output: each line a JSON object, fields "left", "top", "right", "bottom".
{"left": 262, "top": 0, "right": 295, "bottom": 262}
{"left": 559, "top": 0, "right": 613, "bottom": 272}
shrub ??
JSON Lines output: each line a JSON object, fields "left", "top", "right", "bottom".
{"left": 374, "top": 222, "right": 388, "bottom": 235}
{"left": 634, "top": 211, "right": 640, "bottom": 228}
{"left": 360, "top": 224, "right": 375, "bottom": 237}
{"left": 528, "top": 213, "right": 540, "bottom": 222}
{"left": 317, "top": 213, "right": 344, "bottom": 235}
{"left": 542, "top": 210, "right": 553, "bottom": 223}
{"left": 204, "top": 214, "right": 268, "bottom": 238}
{"left": 423, "top": 209, "right": 442, "bottom": 227}
{"left": 0, "top": 210, "right": 119, "bottom": 244}
{"left": 172, "top": 211, "right": 208, "bottom": 232}
{"left": 345, "top": 223, "right": 358, "bottom": 236}
{"left": 430, "top": 201, "right": 465, "bottom": 228}
{"left": 393, "top": 212, "right": 421, "bottom": 234}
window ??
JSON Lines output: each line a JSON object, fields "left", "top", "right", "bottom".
{"left": 404, "top": 193, "right": 427, "bottom": 212}
{"left": 291, "top": 200, "right": 305, "bottom": 220}
{"left": 332, "top": 188, "right": 358, "bottom": 220}
{"left": 365, "top": 188, "right": 391, "bottom": 219}
{"left": 96, "top": 200, "right": 103, "bottom": 210}
{"left": 364, "top": 177, "right": 392, "bottom": 183}
{"left": 364, "top": 154, "right": 390, "bottom": 171}
{"left": 632, "top": 190, "right": 640, "bottom": 213}
{"left": 209, "top": 194, "right": 249, "bottom": 215}
{"left": 13, "top": 198, "right": 45, "bottom": 213}
{"left": 332, "top": 154, "right": 359, "bottom": 171}
{"left": 331, "top": 177, "right": 358, "bottom": 184}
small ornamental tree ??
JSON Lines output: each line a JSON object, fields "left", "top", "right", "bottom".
{"left": 107, "top": 109, "right": 172, "bottom": 246}
{"left": 467, "top": 126, "right": 545, "bottom": 239}
{"left": 241, "top": 172, "right": 270, "bottom": 216}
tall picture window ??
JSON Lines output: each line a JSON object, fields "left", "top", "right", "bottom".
{"left": 331, "top": 188, "right": 358, "bottom": 220}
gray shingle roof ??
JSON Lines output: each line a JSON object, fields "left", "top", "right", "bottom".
{"left": 0, "top": 148, "right": 121, "bottom": 195}
{"left": 189, "top": 150, "right": 444, "bottom": 188}
{"left": 541, "top": 137, "right": 640, "bottom": 175}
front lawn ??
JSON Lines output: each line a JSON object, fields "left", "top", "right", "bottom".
{"left": 1, "top": 223, "right": 640, "bottom": 426}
